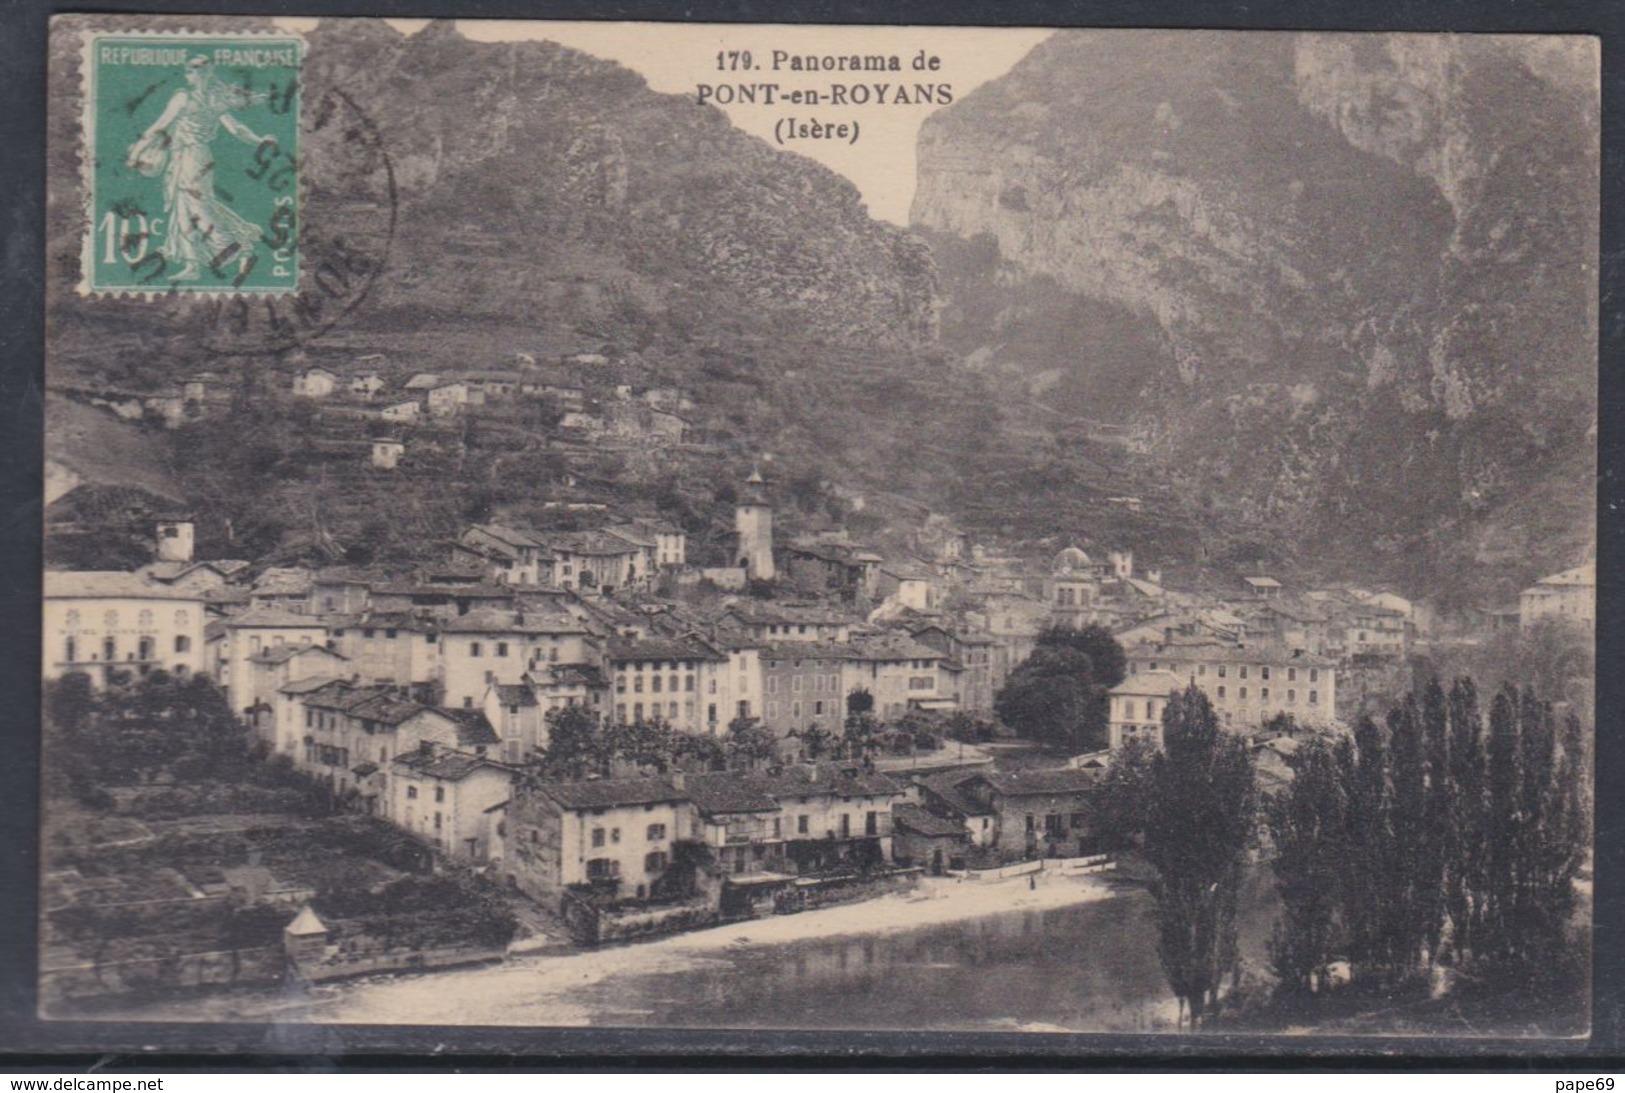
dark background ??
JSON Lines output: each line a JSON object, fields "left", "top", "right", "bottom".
{"left": 1, "top": 0, "right": 1620, "bottom": 1070}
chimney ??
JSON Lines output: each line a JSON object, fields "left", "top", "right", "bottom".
{"left": 670, "top": 770, "right": 686, "bottom": 791}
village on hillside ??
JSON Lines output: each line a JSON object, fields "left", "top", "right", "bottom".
{"left": 38, "top": 347, "right": 1596, "bottom": 1014}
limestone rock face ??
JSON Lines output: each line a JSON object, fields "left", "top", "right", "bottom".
{"left": 912, "top": 30, "right": 1597, "bottom": 598}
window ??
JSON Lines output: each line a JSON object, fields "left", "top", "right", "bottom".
{"left": 792, "top": 701, "right": 802, "bottom": 719}
{"left": 386, "top": 629, "right": 397, "bottom": 639}
{"left": 1124, "top": 700, "right": 1136, "bottom": 720}
{"left": 1217, "top": 686, "right": 1226, "bottom": 699}
{"left": 407, "top": 786, "right": 418, "bottom": 799}
{"left": 644, "top": 851, "right": 668, "bottom": 874}
{"left": 175, "top": 635, "right": 191, "bottom": 653}
{"left": 611, "top": 828, "right": 622, "bottom": 844}
{"left": 634, "top": 676, "right": 644, "bottom": 693}
{"left": 1309, "top": 690, "right": 1320, "bottom": 705}
{"left": 1218, "top": 665, "right": 1227, "bottom": 678}
{"left": 617, "top": 703, "right": 627, "bottom": 721}
{"left": 685, "top": 674, "right": 695, "bottom": 692}
{"left": 669, "top": 675, "right": 680, "bottom": 694}
{"left": 633, "top": 702, "right": 644, "bottom": 721}
{"left": 798, "top": 815, "right": 809, "bottom": 835}
{"left": 1287, "top": 689, "right": 1297, "bottom": 704}
{"left": 1146, "top": 700, "right": 1156, "bottom": 719}
{"left": 840, "top": 814, "right": 851, "bottom": 838}
{"left": 470, "top": 642, "right": 482, "bottom": 657}
{"left": 647, "top": 823, "right": 667, "bottom": 841}
{"left": 1198, "top": 664, "right": 1207, "bottom": 677}
{"left": 434, "top": 786, "right": 445, "bottom": 803}
{"left": 64, "top": 637, "right": 75, "bottom": 661}
{"left": 434, "top": 812, "right": 442, "bottom": 831}
{"left": 586, "top": 858, "right": 619, "bottom": 882}
{"left": 1239, "top": 666, "right": 1248, "bottom": 679}
{"left": 1287, "top": 667, "right": 1297, "bottom": 682}
{"left": 1309, "top": 669, "right": 1319, "bottom": 683}
{"left": 102, "top": 637, "right": 116, "bottom": 661}
{"left": 1239, "top": 687, "right": 1248, "bottom": 700}
{"left": 766, "top": 677, "right": 778, "bottom": 694}
{"left": 138, "top": 636, "right": 155, "bottom": 660}
{"left": 792, "top": 676, "right": 802, "bottom": 693}
{"left": 1261, "top": 687, "right": 1270, "bottom": 701}
{"left": 814, "top": 701, "right": 824, "bottom": 715}
{"left": 363, "top": 628, "right": 375, "bottom": 639}
{"left": 496, "top": 642, "right": 509, "bottom": 657}
{"left": 591, "top": 827, "right": 606, "bottom": 848}
{"left": 1261, "top": 666, "right": 1271, "bottom": 681}
{"left": 652, "top": 675, "right": 662, "bottom": 693}
{"left": 138, "top": 609, "right": 153, "bottom": 629}
{"left": 766, "top": 702, "right": 779, "bottom": 720}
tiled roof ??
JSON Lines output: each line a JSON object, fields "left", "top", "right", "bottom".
{"left": 767, "top": 764, "right": 901, "bottom": 801}
{"left": 278, "top": 675, "right": 348, "bottom": 696}
{"left": 438, "top": 708, "right": 502, "bottom": 747}
{"left": 918, "top": 771, "right": 996, "bottom": 818}
{"left": 1110, "top": 669, "right": 1187, "bottom": 696}
{"left": 1535, "top": 564, "right": 1595, "bottom": 587}
{"left": 226, "top": 607, "right": 326, "bottom": 629}
{"left": 43, "top": 571, "right": 201, "bottom": 601}
{"left": 441, "top": 607, "right": 585, "bottom": 636}
{"left": 248, "top": 644, "right": 346, "bottom": 666}
{"left": 608, "top": 636, "right": 723, "bottom": 663}
{"left": 492, "top": 683, "right": 536, "bottom": 707}
{"left": 540, "top": 777, "right": 685, "bottom": 811}
{"left": 681, "top": 771, "right": 780, "bottom": 815}
{"left": 892, "top": 803, "right": 966, "bottom": 838}
{"left": 393, "top": 749, "right": 510, "bottom": 782}
{"left": 969, "top": 768, "right": 1102, "bottom": 797}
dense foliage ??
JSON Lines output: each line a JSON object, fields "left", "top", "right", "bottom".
{"left": 1265, "top": 678, "right": 1589, "bottom": 997}
{"left": 993, "top": 625, "right": 1127, "bottom": 751}
{"left": 1139, "top": 684, "right": 1258, "bottom": 1028}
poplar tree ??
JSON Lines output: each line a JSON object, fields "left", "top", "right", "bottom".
{"left": 1265, "top": 735, "right": 1345, "bottom": 994}
{"left": 1142, "top": 684, "right": 1257, "bottom": 1027}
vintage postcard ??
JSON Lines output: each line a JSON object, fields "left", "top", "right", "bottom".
{"left": 40, "top": 15, "right": 1597, "bottom": 1043}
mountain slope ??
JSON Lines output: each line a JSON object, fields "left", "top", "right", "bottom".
{"left": 913, "top": 30, "right": 1597, "bottom": 604}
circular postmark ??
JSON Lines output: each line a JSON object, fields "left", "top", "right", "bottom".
{"left": 198, "top": 85, "right": 397, "bottom": 355}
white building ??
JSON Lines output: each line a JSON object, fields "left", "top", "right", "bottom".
{"left": 440, "top": 607, "right": 596, "bottom": 709}
{"left": 292, "top": 366, "right": 338, "bottom": 398}
{"left": 210, "top": 607, "right": 329, "bottom": 718}
{"left": 1110, "top": 640, "right": 1338, "bottom": 747}
{"left": 42, "top": 571, "right": 206, "bottom": 685}
{"left": 1519, "top": 564, "right": 1595, "bottom": 632}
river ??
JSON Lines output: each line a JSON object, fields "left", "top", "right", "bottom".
{"left": 109, "top": 871, "right": 1280, "bottom": 1033}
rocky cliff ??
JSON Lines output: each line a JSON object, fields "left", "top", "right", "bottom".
{"left": 913, "top": 30, "right": 1597, "bottom": 603}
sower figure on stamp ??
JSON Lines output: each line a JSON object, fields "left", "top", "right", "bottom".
{"left": 126, "top": 56, "right": 274, "bottom": 282}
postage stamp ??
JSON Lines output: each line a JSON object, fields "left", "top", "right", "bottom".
{"left": 79, "top": 32, "right": 304, "bottom": 295}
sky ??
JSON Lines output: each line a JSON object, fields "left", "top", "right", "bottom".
{"left": 280, "top": 18, "right": 1051, "bottom": 225}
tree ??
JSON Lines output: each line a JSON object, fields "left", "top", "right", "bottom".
{"left": 536, "top": 706, "right": 605, "bottom": 781}
{"left": 725, "top": 715, "right": 779, "bottom": 770}
{"left": 993, "top": 625, "right": 1126, "bottom": 751}
{"left": 1265, "top": 736, "right": 1345, "bottom": 995}
{"left": 1141, "top": 684, "right": 1257, "bottom": 1027}
{"left": 1089, "top": 736, "right": 1158, "bottom": 848}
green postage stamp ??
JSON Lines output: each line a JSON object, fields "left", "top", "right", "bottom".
{"left": 80, "top": 32, "right": 304, "bottom": 295}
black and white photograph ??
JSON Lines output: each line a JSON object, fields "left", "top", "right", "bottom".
{"left": 36, "top": 15, "right": 1598, "bottom": 1044}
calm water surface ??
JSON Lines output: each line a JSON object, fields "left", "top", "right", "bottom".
{"left": 565, "top": 886, "right": 1176, "bottom": 1032}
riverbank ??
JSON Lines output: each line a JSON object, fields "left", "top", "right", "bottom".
{"left": 104, "top": 870, "right": 1120, "bottom": 1026}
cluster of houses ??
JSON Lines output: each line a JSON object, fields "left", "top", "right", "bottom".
{"left": 281, "top": 351, "right": 693, "bottom": 470}
{"left": 41, "top": 464, "right": 1594, "bottom": 925}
